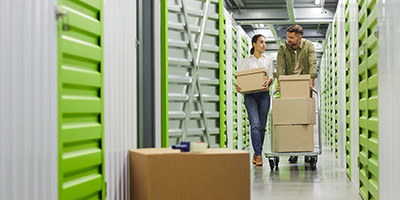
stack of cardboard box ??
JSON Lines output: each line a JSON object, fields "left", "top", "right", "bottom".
{"left": 272, "top": 75, "right": 316, "bottom": 152}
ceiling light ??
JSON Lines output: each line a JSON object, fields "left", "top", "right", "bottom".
{"left": 315, "top": 0, "right": 321, "bottom": 5}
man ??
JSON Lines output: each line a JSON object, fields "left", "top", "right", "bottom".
{"left": 276, "top": 25, "right": 317, "bottom": 163}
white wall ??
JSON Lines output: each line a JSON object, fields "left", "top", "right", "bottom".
{"left": 103, "top": 0, "right": 137, "bottom": 199}
{"left": 337, "top": 0, "right": 347, "bottom": 169}
{"left": 0, "top": 0, "right": 58, "bottom": 199}
{"left": 349, "top": 0, "right": 359, "bottom": 190}
{"left": 378, "top": 0, "right": 400, "bottom": 199}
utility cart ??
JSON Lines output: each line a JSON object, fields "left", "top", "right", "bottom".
{"left": 264, "top": 89, "right": 322, "bottom": 171}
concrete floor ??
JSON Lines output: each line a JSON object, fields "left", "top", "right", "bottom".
{"left": 250, "top": 147, "right": 362, "bottom": 200}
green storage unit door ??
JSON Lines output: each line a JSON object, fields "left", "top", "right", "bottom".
{"left": 333, "top": 20, "right": 338, "bottom": 156}
{"left": 219, "top": 8, "right": 227, "bottom": 148}
{"left": 240, "top": 35, "right": 251, "bottom": 149}
{"left": 57, "top": 0, "right": 105, "bottom": 199}
{"left": 232, "top": 26, "right": 239, "bottom": 149}
{"left": 358, "top": 0, "right": 379, "bottom": 199}
{"left": 345, "top": 0, "right": 351, "bottom": 178}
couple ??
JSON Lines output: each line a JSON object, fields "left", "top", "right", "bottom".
{"left": 236, "top": 25, "right": 317, "bottom": 166}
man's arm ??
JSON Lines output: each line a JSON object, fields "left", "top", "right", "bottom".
{"left": 307, "top": 41, "right": 318, "bottom": 79}
{"left": 276, "top": 45, "right": 285, "bottom": 91}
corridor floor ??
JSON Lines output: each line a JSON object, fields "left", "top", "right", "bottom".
{"left": 250, "top": 147, "right": 362, "bottom": 200}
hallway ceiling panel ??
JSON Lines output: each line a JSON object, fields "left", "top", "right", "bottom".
{"left": 224, "top": 0, "right": 339, "bottom": 67}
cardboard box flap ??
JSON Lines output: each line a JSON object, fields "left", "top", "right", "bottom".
{"left": 279, "top": 74, "right": 310, "bottom": 81}
{"left": 129, "top": 148, "right": 248, "bottom": 155}
{"left": 236, "top": 67, "right": 267, "bottom": 76}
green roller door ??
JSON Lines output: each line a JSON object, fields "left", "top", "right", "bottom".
{"left": 219, "top": 7, "right": 227, "bottom": 148}
{"left": 57, "top": 0, "right": 105, "bottom": 199}
{"left": 240, "top": 35, "right": 251, "bottom": 149}
{"left": 333, "top": 20, "right": 338, "bottom": 156}
{"left": 321, "top": 51, "right": 329, "bottom": 145}
{"left": 231, "top": 26, "right": 239, "bottom": 149}
{"left": 345, "top": 0, "right": 351, "bottom": 178}
{"left": 358, "top": 0, "right": 379, "bottom": 199}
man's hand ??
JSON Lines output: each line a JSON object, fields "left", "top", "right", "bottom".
{"left": 309, "top": 78, "right": 315, "bottom": 90}
{"left": 236, "top": 84, "right": 241, "bottom": 92}
{"left": 277, "top": 85, "right": 280, "bottom": 92}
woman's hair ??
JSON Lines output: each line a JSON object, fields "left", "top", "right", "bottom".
{"left": 250, "top": 34, "right": 265, "bottom": 55}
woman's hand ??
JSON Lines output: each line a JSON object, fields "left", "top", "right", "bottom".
{"left": 236, "top": 84, "right": 241, "bottom": 92}
{"left": 262, "top": 79, "right": 272, "bottom": 90}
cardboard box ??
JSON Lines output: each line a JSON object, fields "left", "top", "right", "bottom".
{"left": 279, "top": 74, "right": 310, "bottom": 98}
{"left": 272, "top": 125, "right": 314, "bottom": 152}
{"left": 129, "top": 148, "right": 250, "bottom": 200}
{"left": 236, "top": 68, "right": 268, "bottom": 94}
{"left": 272, "top": 97, "right": 316, "bottom": 125}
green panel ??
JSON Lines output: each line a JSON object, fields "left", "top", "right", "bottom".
{"left": 161, "top": 0, "right": 169, "bottom": 147}
{"left": 58, "top": 0, "right": 104, "bottom": 199}
{"left": 358, "top": 0, "right": 379, "bottom": 199}
{"left": 239, "top": 35, "right": 250, "bottom": 149}
{"left": 231, "top": 26, "right": 239, "bottom": 149}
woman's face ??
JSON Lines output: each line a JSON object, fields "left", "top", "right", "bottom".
{"left": 253, "top": 36, "right": 266, "bottom": 53}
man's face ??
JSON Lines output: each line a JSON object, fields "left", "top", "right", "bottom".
{"left": 286, "top": 32, "right": 302, "bottom": 47}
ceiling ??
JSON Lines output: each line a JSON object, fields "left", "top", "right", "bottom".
{"left": 224, "top": 0, "right": 339, "bottom": 67}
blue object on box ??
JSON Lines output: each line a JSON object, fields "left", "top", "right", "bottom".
{"left": 172, "top": 141, "right": 191, "bottom": 152}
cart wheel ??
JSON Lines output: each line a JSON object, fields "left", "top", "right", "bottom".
{"left": 274, "top": 156, "right": 279, "bottom": 171}
{"left": 268, "top": 157, "right": 275, "bottom": 171}
{"left": 309, "top": 156, "right": 317, "bottom": 170}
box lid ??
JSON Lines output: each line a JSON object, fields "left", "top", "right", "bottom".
{"left": 279, "top": 74, "right": 310, "bottom": 81}
{"left": 236, "top": 67, "right": 267, "bottom": 76}
{"left": 129, "top": 148, "right": 248, "bottom": 155}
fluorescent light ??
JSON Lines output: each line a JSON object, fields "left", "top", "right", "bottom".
{"left": 315, "top": 0, "right": 321, "bottom": 5}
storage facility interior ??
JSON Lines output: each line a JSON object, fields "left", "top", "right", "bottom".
{"left": 1, "top": 0, "right": 400, "bottom": 199}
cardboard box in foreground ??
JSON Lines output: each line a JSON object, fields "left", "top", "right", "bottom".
{"left": 273, "top": 125, "right": 314, "bottom": 152}
{"left": 272, "top": 97, "right": 316, "bottom": 125}
{"left": 130, "top": 148, "right": 250, "bottom": 200}
{"left": 279, "top": 74, "right": 310, "bottom": 98}
{"left": 236, "top": 68, "right": 268, "bottom": 94}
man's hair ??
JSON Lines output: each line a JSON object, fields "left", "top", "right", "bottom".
{"left": 286, "top": 25, "right": 303, "bottom": 36}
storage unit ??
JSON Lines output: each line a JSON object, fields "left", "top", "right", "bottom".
{"left": 219, "top": 9, "right": 251, "bottom": 150}
{"left": 162, "top": 0, "right": 221, "bottom": 147}
{"left": 239, "top": 34, "right": 252, "bottom": 149}
{"left": 344, "top": 0, "right": 352, "bottom": 178}
{"left": 358, "top": 0, "right": 379, "bottom": 198}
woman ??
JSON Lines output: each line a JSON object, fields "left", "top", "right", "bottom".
{"left": 236, "top": 34, "right": 274, "bottom": 166}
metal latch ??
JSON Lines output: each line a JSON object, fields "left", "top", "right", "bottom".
{"left": 374, "top": 29, "right": 379, "bottom": 38}
{"left": 56, "top": 6, "right": 70, "bottom": 31}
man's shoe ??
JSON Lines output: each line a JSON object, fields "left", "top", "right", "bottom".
{"left": 256, "top": 155, "right": 263, "bottom": 166}
{"left": 288, "top": 156, "right": 298, "bottom": 163}
{"left": 252, "top": 154, "right": 256, "bottom": 164}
